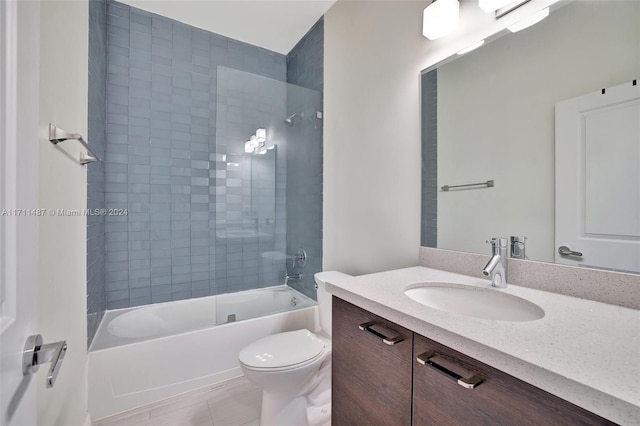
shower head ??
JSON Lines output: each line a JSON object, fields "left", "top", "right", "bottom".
{"left": 283, "top": 112, "right": 304, "bottom": 127}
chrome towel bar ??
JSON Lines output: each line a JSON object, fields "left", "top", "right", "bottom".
{"left": 48, "top": 123, "right": 101, "bottom": 165}
{"left": 441, "top": 180, "right": 494, "bottom": 192}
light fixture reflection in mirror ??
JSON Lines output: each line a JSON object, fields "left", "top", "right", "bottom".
{"left": 420, "top": 0, "right": 640, "bottom": 274}
{"left": 457, "top": 40, "right": 485, "bottom": 55}
{"left": 508, "top": 7, "right": 550, "bottom": 32}
{"left": 479, "top": 0, "right": 514, "bottom": 13}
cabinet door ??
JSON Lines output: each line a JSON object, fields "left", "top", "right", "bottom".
{"left": 332, "top": 297, "right": 412, "bottom": 426}
{"left": 413, "top": 333, "right": 615, "bottom": 426}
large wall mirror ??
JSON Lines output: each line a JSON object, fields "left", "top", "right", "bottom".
{"left": 420, "top": 0, "right": 640, "bottom": 273}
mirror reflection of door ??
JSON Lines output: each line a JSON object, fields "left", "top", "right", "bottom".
{"left": 555, "top": 80, "right": 640, "bottom": 273}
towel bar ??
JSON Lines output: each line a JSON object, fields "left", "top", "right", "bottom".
{"left": 441, "top": 180, "right": 494, "bottom": 191}
{"left": 48, "top": 124, "right": 101, "bottom": 165}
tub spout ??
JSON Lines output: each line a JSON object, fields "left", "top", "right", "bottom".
{"left": 285, "top": 273, "right": 302, "bottom": 286}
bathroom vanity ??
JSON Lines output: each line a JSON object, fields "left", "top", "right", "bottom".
{"left": 327, "top": 267, "right": 640, "bottom": 425}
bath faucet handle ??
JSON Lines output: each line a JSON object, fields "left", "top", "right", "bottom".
{"left": 292, "top": 248, "right": 307, "bottom": 268}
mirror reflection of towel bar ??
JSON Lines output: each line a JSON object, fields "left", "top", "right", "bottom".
{"left": 48, "top": 124, "right": 101, "bottom": 165}
{"left": 441, "top": 180, "right": 494, "bottom": 191}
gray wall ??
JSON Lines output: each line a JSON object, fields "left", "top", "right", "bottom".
{"left": 87, "top": 0, "right": 107, "bottom": 345}
{"left": 103, "top": 1, "right": 286, "bottom": 308}
{"left": 285, "top": 18, "right": 324, "bottom": 299}
{"left": 421, "top": 69, "right": 437, "bottom": 248}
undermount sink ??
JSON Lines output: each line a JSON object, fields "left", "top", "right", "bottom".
{"left": 404, "top": 282, "right": 545, "bottom": 322}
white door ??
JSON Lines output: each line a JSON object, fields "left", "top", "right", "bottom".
{"left": 0, "top": 1, "right": 40, "bottom": 425}
{"left": 555, "top": 80, "right": 640, "bottom": 272}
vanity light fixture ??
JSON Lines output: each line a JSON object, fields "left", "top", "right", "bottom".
{"left": 249, "top": 135, "right": 259, "bottom": 148}
{"left": 479, "top": 0, "right": 514, "bottom": 13}
{"left": 507, "top": 7, "right": 549, "bottom": 32}
{"left": 457, "top": 40, "right": 485, "bottom": 55}
{"left": 422, "top": 0, "right": 460, "bottom": 40}
{"left": 245, "top": 129, "right": 268, "bottom": 155}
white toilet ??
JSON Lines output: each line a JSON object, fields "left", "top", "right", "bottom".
{"left": 238, "top": 271, "right": 351, "bottom": 426}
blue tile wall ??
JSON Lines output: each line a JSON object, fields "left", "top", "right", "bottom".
{"left": 87, "top": 0, "right": 107, "bottom": 346}
{"left": 421, "top": 70, "right": 437, "bottom": 247}
{"left": 286, "top": 18, "right": 324, "bottom": 95}
{"left": 103, "top": 1, "right": 287, "bottom": 308}
{"left": 285, "top": 18, "right": 324, "bottom": 300}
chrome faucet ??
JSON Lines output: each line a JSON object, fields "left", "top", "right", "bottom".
{"left": 482, "top": 238, "right": 508, "bottom": 288}
{"left": 285, "top": 273, "right": 302, "bottom": 286}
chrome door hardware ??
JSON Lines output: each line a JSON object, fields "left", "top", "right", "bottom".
{"left": 416, "top": 352, "right": 483, "bottom": 389}
{"left": 558, "top": 246, "right": 583, "bottom": 258}
{"left": 23, "top": 334, "right": 67, "bottom": 388}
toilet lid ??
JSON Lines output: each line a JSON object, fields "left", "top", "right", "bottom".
{"left": 239, "top": 329, "right": 325, "bottom": 369}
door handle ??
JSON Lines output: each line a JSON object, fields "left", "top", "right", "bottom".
{"left": 558, "top": 245, "right": 583, "bottom": 257}
{"left": 23, "top": 334, "right": 68, "bottom": 388}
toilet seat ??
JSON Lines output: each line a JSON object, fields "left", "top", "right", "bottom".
{"left": 239, "top": 329, "right": 326, "bottom": 370}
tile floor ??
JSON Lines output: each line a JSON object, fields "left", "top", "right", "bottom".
{"left": 94, "top": 377, "right": 262, "bottom": 426}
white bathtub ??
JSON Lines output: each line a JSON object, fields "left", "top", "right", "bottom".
{"left": 88, "top": 286, "right": 318, "bottom": 420}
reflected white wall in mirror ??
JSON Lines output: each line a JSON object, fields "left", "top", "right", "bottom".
{"left": 422, "top": 0, "right": 640, "bottom": 273}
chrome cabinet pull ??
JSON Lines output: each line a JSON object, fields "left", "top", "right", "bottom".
{"left": 558, "top": 246, "right": 583, "bottom": 257}
{"left": 358, "top": 321, "right": 404, "bottom": 345}
{"left": 416, "top": 352, "right": 483, "bottom": 389}
{"left": 23, "top": 334, "right": 68, "bottom": 388}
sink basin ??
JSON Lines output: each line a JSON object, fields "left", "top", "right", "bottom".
{"left": 404, "top": 282, "right": 545, "bottom": 322}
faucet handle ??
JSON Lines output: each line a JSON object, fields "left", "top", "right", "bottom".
{"left": 486, "top": 237, "right": 508, "bottom": 247}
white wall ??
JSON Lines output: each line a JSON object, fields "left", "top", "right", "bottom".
{"left": 324, "top": 1, "right": 426, "bottom": 275}
{"left": 437, "top": 1, "right": 640, "bottom": 261}
{"left": 37, "top": 1, "right": 89, "bottom": 424}
{"left": 323, "top": 0, "right": 561, "bottom": 274}
{"left": 0, "top": 2, "right": 40, "bottom": 425}
{"left": 118, "top": 0, "right": 334, "bottom": 54}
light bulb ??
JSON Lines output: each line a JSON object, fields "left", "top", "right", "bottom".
{"left": 423, "top": 0, "right": 460, "bottom": 40}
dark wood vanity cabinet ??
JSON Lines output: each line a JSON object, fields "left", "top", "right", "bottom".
{"left": 412, "top": 333, "right": 615, "bottom": 426}
{"left": 332, "top": 297, "right": 413, "bottom": 426}
{"left": 332, "top": 297, "right": 616, "bottom": 426}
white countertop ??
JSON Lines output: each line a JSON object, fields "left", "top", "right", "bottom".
{"left": 326, "top": 266, "right": 640, "bottom": 425}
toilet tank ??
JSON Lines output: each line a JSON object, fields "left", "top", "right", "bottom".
{"left": 314, "top": 271, "right": 353, "bottom": 336}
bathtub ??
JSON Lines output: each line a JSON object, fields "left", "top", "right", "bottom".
{"left": 88, "top": 285, "right": 318, "bottom": 420}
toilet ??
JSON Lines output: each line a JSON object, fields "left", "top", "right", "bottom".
{"left": 238, "top": 271, "right": 351, "bottom": 426}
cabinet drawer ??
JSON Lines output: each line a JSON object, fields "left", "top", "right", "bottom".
{"left": 412, "top": 333, "right": 615, "bottom": 426}
{"left": 332, "top": 297, "right": 413, "bottom": 426}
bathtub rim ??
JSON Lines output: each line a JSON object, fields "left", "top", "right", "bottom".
{"left": 89, "top": 284, "right": 317, "bottom": 353}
